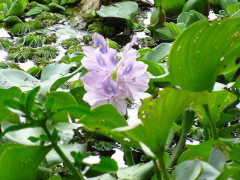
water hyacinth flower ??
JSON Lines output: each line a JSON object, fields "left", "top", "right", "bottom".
{"left": 81, "top": 32, "right": 150, "bottom": 115}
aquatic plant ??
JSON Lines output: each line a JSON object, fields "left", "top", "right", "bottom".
{"left": 81, "top": 33, "right": 150, "bottom": 115}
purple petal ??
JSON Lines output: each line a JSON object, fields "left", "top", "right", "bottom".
{"left": 122, "top": 36, "right": 137, "bottom": 54}
{"left": 112, "top": 98, "right": 127, "bottom": 115}
{"left": 81, "top": 71, "right": 108, "bottom": 88}
{"left": 102, "top": 77, "right": 118, "bottom": 95}
{"left": 92, "top": 33, "right": 107, "bottom": 53}
{"left": 107, "top": 48, "right": 119, "bottom": 66}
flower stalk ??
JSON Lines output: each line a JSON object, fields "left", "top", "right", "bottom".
{"left": 42, "top": 124, "right": 84, "bottom": 180}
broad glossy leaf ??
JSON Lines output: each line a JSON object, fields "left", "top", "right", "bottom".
{"left": 0, "top": 145, "right": 50, "bottom": 180}
{"left": 70, "top": 87, "right": 90, "bottom": 108}
{"left": 160, "top": 0, "right": 185, "bottom": 15}
{"left": 88, "top": 174, "right": 116, "bottom": 180}
{"left": 79, "top": 105, "right": 140, "bottom": 147}
{"left": 140, "top": 59, "right": 165, "bottom": 76}
{"left": 48, "top": 175, "right": 62, "bottom": 180}
{"left": 174, "top": 160, "right": 202, "bottom": 180}
{"left": 195, "top": 90, "right": 237, "bottom": 128}
{"left": 90, "top": 157, "right": 118, "bottom": 173}
{"left": 116, "top": 88, "right": 209, "bottom": 157}
{"left": 97, "top": 1, "right": 138, "bottom": 20}
{"left": 0, "top": 69, "right": 39, "bottom": 91}
{"left": 178, "top": 140, "right": 213, "bottom": 164}
{"left": 177, "top": 10, "right": 207, "bottom": 27}
{"left": 169, "top": 17, "right": 240, "bottom": 92}
{"left": 216, "top": 166, "right": 240, "bottom": 180}
{"left": 215, "top": 138, "right": 240, "bottom": 162}
{"left": 0, "top": 87, "right": 21, "bottom": 122}
{"left": 0, "top": 63, "right": 80, "bottom": 94}
{"left": 144, "top": 43, "right": 172, "bottom": 63}
{"left": 226, "top": 2, "right": 240, "bottom": 15}
{"left": 116, "top": 161, "right": 154, "bottom": 180}
{"left": 209, "top": 147, "right": 227, "bottom": 171}
{"left": 175, "top": 160, "right": 220, "bottom": 180}
{"left": 220, "top": 0, "right": 238, "bottom": 11}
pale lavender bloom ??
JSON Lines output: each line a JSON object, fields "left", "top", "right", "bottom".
{"left": 83, "top": 77, "right": 128, "bottom": 115}
{"left": 117, "top": 49, "right": 150, "bottom": 101}
{"left": 81, "top": 33, "right": 150, "bottom": 115}
{"left": 81, "top": 46, "right": 118, "bottom": 89}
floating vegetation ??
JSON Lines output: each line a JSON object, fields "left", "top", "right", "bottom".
{"left": 35, "top": 46, "right": 58, "bottom": 59}
{"left": 7, "top": 46, "right": 35, "bottom": 63}
{"left": 0, "top": 39, "right": 13, "bottom": 50}
{"left": 11, "top": 20, "right": 44, "bottom": 36}
{"left": 18, "top": 35, "right": 56, "bottom": 48}
{"left": 61, "top": 38, "right": 79, "bottom": 49}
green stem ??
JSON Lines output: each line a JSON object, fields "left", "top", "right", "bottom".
{"left": 42, "top": 124, "right": 84, "bottom": 180}
{"left": 168, "top": 110, "right": 195, "bottom": 168}
{"left": 158, "top": 154, "right": 171, "bottom": 180}
{"left": 153, "top": 160, "right": 162, "bottom": 180}
{"left": 121, "top": 144, "right": 135, "bottom": 166}
{"left": 203, "top": 104, "right": 218, "bottom": 140}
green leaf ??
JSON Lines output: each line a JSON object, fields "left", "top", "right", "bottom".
{"left": 79, "top": 104, "right": 138, "bottom": 147}
{"left": 144, "top": 43, "right": 172, "bottom": 63}
{"left": 195, "top": 90, "right": 237, "bottom": 128}
{"left": 87, "top": 174, "right": 116, "bottom": 180}
{"left": 0, "top": 64, "right": 81, "bottom": 94}
{"left": 25, "top": 2, "right": 50, "bottom": 16}
{"left": 216, "top": 166, "right": 240, "bottom": 180}
{"left": 6, "top": 0, "right": 28, "bottom": 17}
{"left": 48, "top": 3, "right": 65, "bottom": 11}
{"left": 226, "top": 2, "right": 240, "bottom": 15}
{"left": 209, "top": 147, "right": 227, "bottom": 171}
{"left": 215, "top": 138, "right": 240, "bottom": 162}
{"left": 140, "top": 59, "right": 165, "bottom": 76}
{"left": 70, "top": 87, "right": 90, "bottom": 108}
{"left": 231, "top": 9, "right": 240, "bottom": 16}
{"left": 178, "top": 140, "right": 213, "bottom": 164}
{"left": 0, "top": 69, "right": 39, "bottom": 91}
{"left": 90, "top": 157, "right": 118, "bottom": 173}
{"left": 1, "top": 122, "right": 44, "bottom": 145}
{"left": 0, "top": 87, "right": 22, "bottom": 122}
{"left": 174, "top": 160, "right": 202, "bottom": 180}
{"left": 182, "top": 0, "right": 210, "bottom": 15}
{"left": 97, "top": 1, "right": 138, "bottom": 20}
{"left": 40, "top": 63, "right": 82, "bottom": 93}
{"left": 220, "top": 0, "right": 238, "bottom": 12}
{"left": 115, "top": 89, "right": 209, "bottom": 157}
{"left": 161, "top": 0, "right": 186, "bottom": 15}
{"left": 25, "top": 86, "right": 40, "bottom": 117}
{"left": 116, "top": 161, "right": 154, "bottom": 180}
{"left": 45, "top": 92, "right": 90, "bottom": 123}
{"left": 48, "top": 175, "right": 62, "bottom": 180}
{"left": 0, "top": 39, "right": 13, "bottom": 51}
{"left": 177, "top": 10, "right": 207, "bottom": 27}
{"left": 0, "top": 145, "right": 50, "bottom": 180}
{"left": 46, "top": 91, "right": 78, "bottom": 112}
{"left": 169, "top": 18, "right": 240, "bottom": 92}
{"left": 154, "top": 22, "right": 186, "bottom": 40}
{"left": 175, "top": 160, "right": 220, "bottom": 180}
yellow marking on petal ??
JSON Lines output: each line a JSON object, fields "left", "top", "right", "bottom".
{"left": 99, "top": 44, "right": 103, "bottom": 48}
{"left": 100, "top": 59, "right": 104, "bottom": 63}
{"left": 108, "top": 87, "right": 112, "bottom": 91}
{"left": 126, "top": 67, "right": 130, "bottom": 71}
